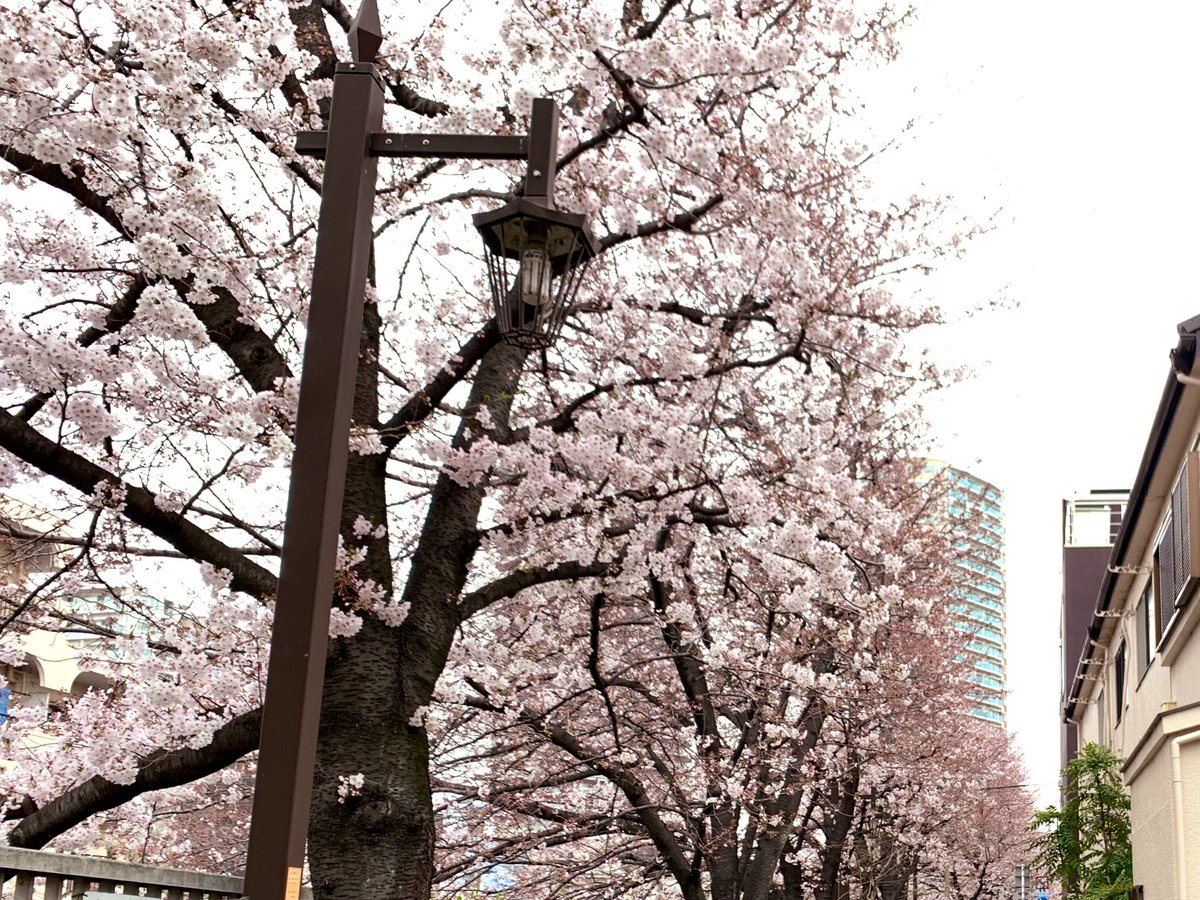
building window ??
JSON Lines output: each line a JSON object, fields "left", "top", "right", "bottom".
{"left": 1097, "top": 688, "right": 1106, "bottom": 744}
{"left": 1155, "top": 452, "right": 1200, "bottom": 636}
{"left": 1114, "top": 642, "right": 1127, "bottom": 723}
{"left": 1154, "top": 542, "right": 1170, "bottom": 637}
{"left": 1136, "top": 581, "right": 1157, "bottom": 680}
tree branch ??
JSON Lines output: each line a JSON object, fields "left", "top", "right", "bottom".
{"left": 600, "top": 193, "right": 725, "bottom": 251}
{"left": 458, "top": 558, "right": 617, "bottom": 620}
{"left": 0, "top": 144, "right": 129, "bottom": 238}
{"left": 377, "top": 322, "right": 500, "bottom": 452}
{"left": 7, "top": 707, "right": 262, "bottom": 848}
{"left": 0, "top": 520, "right": 276, "bottom": 558}
{"left": 0, "top": 409, "right": 278, "bottom": 599}
{"left": 634, "top": 0, "right": 684, "bottom": 39}
{"left": 536, "top": 717, "right": 694, "bottom": 892}
{"left": 588, "top": 592, "right": 623, "bottom": 752}
{"left": 554, "top": 51, "right": 650, "bottom": 172}
{"left": 170, "top": 280, "right": 290, "bottom": 393}
{"left": 1, "top": 143, "right": 290, "bottom": 399}
{"left": 384, "top": 78, "right": 451, "bottom": 119}
{"left": 524, "top": 333, "right": 804, "bottom": 438}
{"left": 208, "top": 89, "right": 321, "bottom": 193}
{"left": 17, "top": 276, "right": 148, "bottom": 423}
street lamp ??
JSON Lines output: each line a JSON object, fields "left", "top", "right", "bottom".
{"left": 475, "top": 199, "right": 598, "bottom": 349}
{"left": 292, "top": 99, "right": 598, "bottom": 351}
{"left": 242, "top": 1, "right": 596, "bottom": 898}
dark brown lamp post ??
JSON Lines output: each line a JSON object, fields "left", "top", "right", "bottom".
{"left": 241, "top": 2, "right": 594, "bottom": 898}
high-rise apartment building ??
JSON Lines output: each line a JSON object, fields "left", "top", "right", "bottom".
{"left": 924, "top": 463, "right": 1007, "bottom": 725}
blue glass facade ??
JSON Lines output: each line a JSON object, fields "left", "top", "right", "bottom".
{"left": 927, "top": 463, "right": 1007, "bottom": 726}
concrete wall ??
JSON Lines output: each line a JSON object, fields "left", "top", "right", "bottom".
{"left": 1180, "top": 733, "right": 1200, "bottom": 900}
{"left": 20, "top": 629, "right": 87, "bottom": 694}
{"left": 1130, "top": 745, "right": 1177, "bottom": 900}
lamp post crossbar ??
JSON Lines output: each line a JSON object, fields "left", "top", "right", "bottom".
{"left": 296, "top": 131, "right": 529, "bottom": 160}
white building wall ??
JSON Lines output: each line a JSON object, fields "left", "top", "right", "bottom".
{"left": 1129, "top": 745, "right": 1177, "bottom": 900}
{"left": 1179, "top": 732, "right": 1200, "bottom": 900}
{"left": 1063, "top": 326, "right": 1200, "bottom": 900}
{"left": 20, "top": 629, "right": 87, "bottom": 694}
{"left": 1073, "top": 461, "right": 1200, "bottom": 898}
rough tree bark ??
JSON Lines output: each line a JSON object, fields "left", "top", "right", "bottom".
{"left": 307, "top": 334, "right": 527, "bottom": 898}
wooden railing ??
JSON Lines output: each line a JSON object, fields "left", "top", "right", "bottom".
{"left": 0, "top": 847, "right": 312, "bottom": 900}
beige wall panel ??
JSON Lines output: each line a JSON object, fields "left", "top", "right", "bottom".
{"left": 1170, "top": 631, "right": 1200, "bottom": 707}
{"left": 1131, "top": 748, "right": 1176, "bottom": 900}
{"left": 1179, "top": 734, "right": 1200, "bottom": 900}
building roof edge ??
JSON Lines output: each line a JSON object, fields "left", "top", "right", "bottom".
{"left": 1064, "top": 315, "right": 1200, "bottom": 722}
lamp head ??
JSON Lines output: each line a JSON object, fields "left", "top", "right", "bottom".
{"left": 473, "top": 198, "right": 598, "bottom": 349}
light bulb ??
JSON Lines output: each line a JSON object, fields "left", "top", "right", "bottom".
{"left": 519, "top": 237, "right": 551, "bottom": 307}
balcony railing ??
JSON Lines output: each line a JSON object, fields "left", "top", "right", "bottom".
{"left": 0, "top": 847, "right": 312, "bottom": 900}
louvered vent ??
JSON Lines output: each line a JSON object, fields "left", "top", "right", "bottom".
{"left": 1160, "top": 451, "right": 1200, "bottom": 612}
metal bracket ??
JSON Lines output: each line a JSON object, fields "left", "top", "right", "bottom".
{"left": 1107, "top": 563, "right": 1148, "bottom": 575}
{"left": 296, "top": 130, "right": 529, "bottom": 160}
{"left": 296, "top": 97, "right": 558, "bottom": 216}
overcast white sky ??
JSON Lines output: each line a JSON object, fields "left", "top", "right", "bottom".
{"left": 849, "top": 0, "right": 1200, "bottom": 803}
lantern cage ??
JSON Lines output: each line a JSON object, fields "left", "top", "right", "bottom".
{"left": 474, "top": 198, "right": 598, "bottom": 349}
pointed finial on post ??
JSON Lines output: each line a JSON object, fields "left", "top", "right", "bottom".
{"left": 349, "top": 0, "right": 383, "bottom": 64}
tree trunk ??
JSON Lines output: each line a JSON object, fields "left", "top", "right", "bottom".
{"left": 876, "top": 841, "right": 915, "bottom": 900}
{"left": 306, "top": 337, "right": 527, "bottom": 900}
{"left": 813, "top": 767, "right": 860, "bottom": 900}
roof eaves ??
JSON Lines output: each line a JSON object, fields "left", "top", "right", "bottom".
{"left": 1063, "top": 315, "right": 1200, "bottom": 722}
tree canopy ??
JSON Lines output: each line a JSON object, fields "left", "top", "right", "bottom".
{"left": 1030, "top": 742, "right": 1133, "bottom": 900}
{"left": 0, "top": 1, "right": 1025, "bottom": 898}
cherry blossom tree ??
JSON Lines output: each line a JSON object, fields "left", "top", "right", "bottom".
{"left": 883, "top": 719, "right": 1031, "bottom": 900}
{"left": 87, "top": 763, "right": 256, "bottom": 877}
{"left": 425, "top": 465, "right": 1031, "bottom": 900}
{"left": 431, "top": 471, "right": 934, "bottom": 899}
{"left": 0, "top": 0, "right": 982, "bottom": 898}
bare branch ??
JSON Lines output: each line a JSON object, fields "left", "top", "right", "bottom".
{"left": 600, "top": 193, "right": 725, "bottom": 251}
{"left": 0, "top": 409, "right": 278, "bottom": 600}
{"left": 377, "top": 322, "right": 500, "bottom": 452}
{"left": 458, "top": 558, "right": 617, "bottom": 620}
